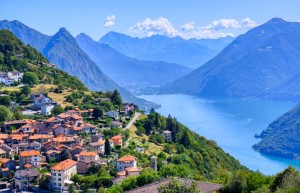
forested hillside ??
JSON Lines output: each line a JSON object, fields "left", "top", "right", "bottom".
{"left": 0, "top": 29, "right": 86, "bottom": 90}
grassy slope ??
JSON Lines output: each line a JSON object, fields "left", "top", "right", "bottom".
{"left": 128, "top": 116, "right": 163, "bottom": 155}
{"left": 1, "top": 84, "right": 91, "bottom": 108}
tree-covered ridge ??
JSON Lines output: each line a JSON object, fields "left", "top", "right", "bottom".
{"left": 253, "top": 103, "right": 300, "bottom": 159}
{"left": 135, "top": 111, "right": 246, "bottom": 179}
{"left": 0, "top": 29, "right": 87, "bottom": 91}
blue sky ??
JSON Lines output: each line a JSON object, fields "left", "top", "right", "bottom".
{"left": 1, "top": 0, "right": 299, "bottom": 40}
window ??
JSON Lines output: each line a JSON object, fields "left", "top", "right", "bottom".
{"left": 58, "top": 178, "right": 61, "bottom": 181}
{"left": 58, "top": 183, "right": 61, "bottom": 186}
{"left": 58, "top": 173, "right": 61, "bottom": 176}
{"left": 53, "top": 173, "right": 56, "bottom": 176}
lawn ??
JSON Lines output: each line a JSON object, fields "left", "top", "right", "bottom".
{"left": 0, "top": 86, "right": 20, "bottom": 92}
{"left": 128, "top": 124, "right": 163, "bottom": 155}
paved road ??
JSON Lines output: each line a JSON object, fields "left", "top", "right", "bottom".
{"left": 125, "top": 112, "right": 141, "bottom": 129}
{"left": 124, "top": 112, "right": 141, "bottom": 147}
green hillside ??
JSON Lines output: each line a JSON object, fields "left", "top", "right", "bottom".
{"left": 253, "top": 103, "right": 300, "bottom": 159}
{"left": 0, "top": 29, "right": 86, "bottom": 91}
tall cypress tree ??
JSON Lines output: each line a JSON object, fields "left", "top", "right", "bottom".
{"left": 105, "top": 138, "right": 111, "bottom": 156}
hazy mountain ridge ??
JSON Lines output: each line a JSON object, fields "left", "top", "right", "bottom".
{"left": 139, "top": 41, "right": 217, "bottom": 69}
{"left": 0, "top": 20, "right": 157, "bottom": 109}
{"left": 76, "top": 33, "right": 192, "bottom": 89}
{"left": 99, "top": 31, "right": 233, "bottom": 69}
{"left": 160, "top": 18, "right": 300, "bottom": 100}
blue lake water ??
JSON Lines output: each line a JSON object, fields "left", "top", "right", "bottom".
{"left": 139, "top": 94, "right": 300, "bottom": 175}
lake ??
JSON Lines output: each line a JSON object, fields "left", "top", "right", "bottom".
{"left": 139, "top": 94, "right": 300, "bottom": 175}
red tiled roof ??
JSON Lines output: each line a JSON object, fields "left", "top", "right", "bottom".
{"left": 45, "top": 117, "right": 56, "bottom": 122}
{"left": 79, "top": 151, "right": 97, "bottom": 157}
{"left": 72, "top": 115, "right": 82, "bottom": 120}
{"left": 51, "top": 159, "right": 77, "bottom": 171}
{"left": 98, "top": 140, "right": 105, "bottom": 145}
{"left": 117, "top": 155, "right": 136, "bottom": 162}
{"left": 53, "top": 137, "right": 75, "bottom": 143}
{"left": 29, "top": 134, "right": 52, "bottom": 140}
{"left": 24, "top": 163, "right": 33, "bottom": 169}
{"left": 57, "top": 113, "right": 71, "bottom": 119}
{"left": 85, "top": 123, "right": 96, "bottom": 128}
{"left": 73, "top": 127, "right": 83, "bottom": 131}
{"left": 118, "top": 171, "right": 126, "bottom": 176}
{"left": 0, "top": 158, "right": 10, "bottom": 164}
{"left": 126, "top": 167, "right": 139, "bottom": 172}
{"left": 20, "top": 150, "right": 41, "bottom": 157}
{"left": 23, "top": 119, "right": 37, "bottom": 124}
{"left": 111, "top": 135, "right": 122, "bottom": 140}
{"left": 0, "top": 134, "right": 9, "bottom": 139}
{"left": 46, "top": 150, "right": 61, "bottom": 155}
{"left": 1, "top": 168, "right": 9, "bottom": 172}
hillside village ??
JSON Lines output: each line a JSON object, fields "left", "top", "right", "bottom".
{"left": 0, "top": 87, "right": 140, "bottom": 191}
{"left": 0, "top": 83, "right": 225, "bottom": 193}
{"left": 1, "top": 28, "right": 298, "bottom": 193}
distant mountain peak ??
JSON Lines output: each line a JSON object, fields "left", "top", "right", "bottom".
{"left": 53, "top": 27, "right": 74, "bottom": 41}
{"left": 57, "top": 27, "right": 69, "bottom": 33}
{"left": 76, "top": 32, "right": 93, "bottom": 40}
{"left": 266, "top": 18, "right": 287, "bottom": 24}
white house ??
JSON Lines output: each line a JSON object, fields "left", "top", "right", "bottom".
{"left": 106, "top": 110, "right": 119, "bottom": 120}
{"left": 41, "top": 105, "right": 54, "bottom": 115}
{"left": 51, "top": 159, "right": 77, "bottom": 190}
{"left": 89, "top": 140, "right": 105, "bottom": 154}
{"left": 162, "top": 130, "right": 172, "bottom": 141}
{"left": 0, "top": 71, "right": 23, "bottom": 85}
{"left": 19, "top": 150, "right": 46, "bottom": 169}
{"left": 117, "top": 155, "right": 137, "bottom": 172}
{"left": 78, "top": 151, "right": 99, "bottom": 162}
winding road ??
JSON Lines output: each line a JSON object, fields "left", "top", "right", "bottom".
{"left": 125, "top": 112, "right": 142, "bottom": 129}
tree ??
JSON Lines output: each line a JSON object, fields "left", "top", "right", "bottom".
{"left": 51, "top": 106, "right": 64, "bottom": 115}
{"left": 150, "top": 108, "right": 155, "bottom": 114}
{"left": 180, "top": 130, "right": 192, "bottom": 148}
{"left": 136, "top": 168, "right": 161, "bottom": 187}
{"left": 158, "top": 178, "right": 201, "bottom": 193}
{"left": 0, "top": 96, "right": 11, "bottom": 107}
{"left": 97, "top": 187, "right": 107, "bottom": 193}
{"left": 13, "top": 111, "right": 25, "bottom": 120}
{"left": 68, "top": 184, "right": 77, "bottom": 193}
{"left": 20, "top": 85, "right": 31, "bottom": 96}
{"left": 22, "top": 72, "right": 38, "bottom": 86}
{"left": 105, "top": 138, "right": 111, "bottom": 156}
{"left": 94, "top": 107, "right": 104, "bottom": 119}
{"left": 270, "top": 166, "right": 299, "bottom": 192}
{"left": 111, "top": 90, "right": 122, "bottom": 110}
{"left": 0, "top": 105, "right": 12, "bottom": 122}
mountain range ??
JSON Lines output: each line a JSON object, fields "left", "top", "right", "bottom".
{"left": 76, "top": 33, "right": 192, "bottom": 90}
{"left": 0, "top": 20, "right": 157, "bottom": 109}
{"left": 161, "top": 18, "right": 300, "bottom": 100}
{"left": 99, "top": 31, "right": 233, "bottom": 69}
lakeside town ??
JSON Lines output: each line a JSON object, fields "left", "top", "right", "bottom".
{"left": 0, "top": 70, "right": 223, "bottom": 193}
{"left": 2, "top": 20, "right": 299, "bottom": 193}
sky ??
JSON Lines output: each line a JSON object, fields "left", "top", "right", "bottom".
{"left": 1, "top": 0, "right": 300, "bottom": 40}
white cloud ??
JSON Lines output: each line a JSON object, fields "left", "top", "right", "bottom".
{"left": 103, "top": 15, "right": 115, "bottom": 28}
{"left": 181, "top": 30, "right": 234, "bottom": 39}
{"left": 241, "top": 18, "right": 258, "bottom": 29}
{"left": 181, "top": 21, "right": 195, "bottom": 31}
{"left": 204, "top": 19, "right": 241, "bottom": 30}
{"left": 129, "top": 17, "right": 178, "bottom": 37}
{"left": 129, "top": 17, "right": 258, "bottom": 39}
